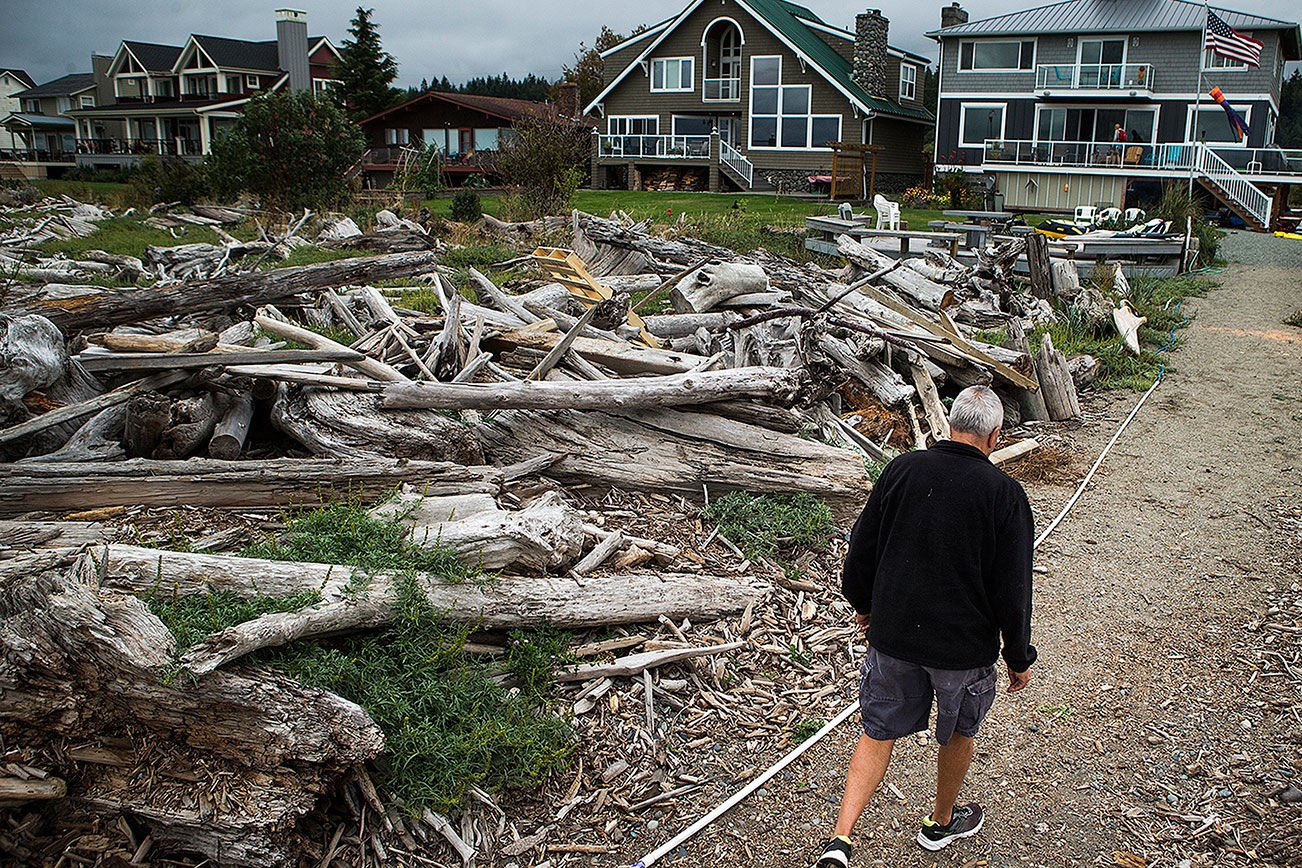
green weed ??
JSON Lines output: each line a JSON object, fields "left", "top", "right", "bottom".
{"left": 791, "top": 718, "right": 826, "bottom": 742}
{"left": 146, "top": 589, "right": 322, "bottom": 651}
{"left": 705, "top": 491, "right": 834, "bottom": 558}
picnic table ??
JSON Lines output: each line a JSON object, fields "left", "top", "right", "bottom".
{"left": 942, "top": 210, "right": 1015, "bottom": 224}
{"left": 805, "top": 215, "right": 961, "bottom": 257}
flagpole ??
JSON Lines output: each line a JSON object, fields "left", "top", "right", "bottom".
{"left": 1189, "top": 0, "right": 1209, "bottom": 196}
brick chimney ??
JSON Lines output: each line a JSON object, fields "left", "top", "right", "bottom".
{"left": 556, "top": 81, "right": 581, "bottom": 119}
{"left": 853, "top": 10, "right": 889, "bottom": 99}
{"left": 940, "top": 3, "right": 969, "bottom": 29}
{"left": 276, "top": 9, "right": 311, "bottom": 93}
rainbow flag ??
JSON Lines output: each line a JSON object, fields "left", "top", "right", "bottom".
{"left": 1208, "top": 87, "right": 1250, "bottom": 141}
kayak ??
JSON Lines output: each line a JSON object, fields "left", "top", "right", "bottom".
{"left": 1275, "top": 231, "right": 1302, "bottom": 241}
{"left": 1035, "top": 219, "right": 1084, "bottom": 239}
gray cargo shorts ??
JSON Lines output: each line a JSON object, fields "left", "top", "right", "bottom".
{"left": 858, "top": 646, "right": 997, "bottom": 745}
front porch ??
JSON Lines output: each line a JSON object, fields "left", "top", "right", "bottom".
{"left": 591, "top": 131, "right": 758, "bottom": 193}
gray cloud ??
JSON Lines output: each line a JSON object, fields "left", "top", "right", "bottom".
{"left": 1, "top": 1, "right": 1294, "bottom": 88}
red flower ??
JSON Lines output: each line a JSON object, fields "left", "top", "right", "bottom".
{"left": 666, "top": 208, "right": 673, "bottom": 215}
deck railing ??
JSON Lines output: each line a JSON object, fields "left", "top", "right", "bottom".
{"left": 719, "top": 140, "right": 753, "bottom": 187}
{"left": 77, "top": 138, "right": 204, "bottom": 157}
{"left": 980, "top": 139, "right": 1302, "bottom": 179}
{"left": 598, "top": 135, "right": 711, "bottom": 159}
{"left": 1193, "top": 144, "right": 1272, "bottom": 228}
{"left": 1035, "top": 63, "right": 1154, "bottom": 91}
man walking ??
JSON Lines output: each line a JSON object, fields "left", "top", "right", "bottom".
{"left": 815, "top": 386, "right": 1036, "bottom": 865}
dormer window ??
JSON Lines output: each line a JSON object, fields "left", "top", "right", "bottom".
{"left": 247, "top": 75, "right": 261, "bottom": 89}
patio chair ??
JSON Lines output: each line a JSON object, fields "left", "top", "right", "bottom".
{"left": 1123, "top": 146, "right": 1142, "bottom": 165}
{"left": 1095, "top": 207, "right": 1123, "bottom": 226}
{"left": 1073, "top": 205, "right": 1096, "bottom": 228}
{"left": 1123, "top": 207, "right": 1146, "bottom": 224}
{"left": 873, "top": 194, "right": 901, "bottom": 231}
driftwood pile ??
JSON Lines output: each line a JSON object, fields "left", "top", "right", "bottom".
{"left": 0, "top": 204, "right": 1095, "bottom": 866}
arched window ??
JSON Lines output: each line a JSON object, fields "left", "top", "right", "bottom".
{"left": 703, "top": 19, "right": 745, "bottom": 101}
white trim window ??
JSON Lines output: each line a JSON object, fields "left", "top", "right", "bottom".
{"left": 650, "top": 57, "right": 695, "bottom": 93}
{"left": 79, "top": 95, "right": 96, "bottom": 108}
{"left": 608, "top": 116, "right": 659, "bottom": 136}
{"left": 1203, "top": 46, "right": 1249, "bottom": 70}
{"left": 959, "top": 102, "right": 1007, "bottom": 146}
{"left": 246, "top": 75, "right": 261, "bottom": 89}
{"left": 672, "top": 115, "right": 713, "bottom": 136}
{"left": 899, "top": 63, "right": 917, "bottom": 100}
{"left": 958, "top": 39, "right": 1035, "bottom": 71}
{"left": 748, "top": 56, "right": 840, "bottom": 150}
{"left": 1187, "top": 104, "right": 1251, "bottom": 144}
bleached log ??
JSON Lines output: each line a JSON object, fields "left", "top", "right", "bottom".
{"left": 555, "top": 641, "right": 748, "bottom": 682}
{"left": 816, "top": 335, "right": 913, "bottom": 408}
{"left": 1034, "top": 334, "right": 1081, "bottom": 421}
{"left": 0, "top": 458, "right": 501, "bottom": 515}
{"left": 381, "top": 367, "right": 804, "bottom": 412}
{"left": 991, "top": 438, "right": 1039, "bottom": 466}
{"left": 670, "top": 262, "right": 768, "bottom": 314}
{"left": 477, "top": 407, "right": 872, "bottom": 524}
{"left": 837, "top": 237, "right": 957, "bottom": 311}
{"left": 0, "top": 560, "right": 384, "bottom": 868}
{"left": 405, "top": 491, "right": 585, "bottom": 572}
{"left": 154, "top": 392, "right": 217, "bottom": 460}
{"left": 92, "top": 328, "right": 218, "bottom": 354}
{"left": 271, "top": 387, "right": 484, "bottom": 464}
{"left": 1051, "top": 259, "right": 1080, "bottom": 297}
{"left": 643, "top": 312, "right": 740, "bottom": 338}
{"left": 484, "top": 329, "right": 710, "bottom": 376}
{"left": 255, "top": 314, "right": 408, "bottom": 383}
{"left": 20, "top": 405, "right": 125, "bottom": 463}
{"left": 92, "top": 545, "right": 767, "bottom": 636}
{"left": 1066, "top": 354, "right": 1100, "bottom": 389}
{"left": 5, "top": 250, "right": 444, "bottom": 332}
{"left": 208, "top": 391, "right": 255, "bottom": 460}
{"left": 1112, "top": 299, "right": 1147, "bottom": 357}
{"left": 1004, "top": 318, "right": 1050, "bottom": 423}
{"left": 0, "top": 776, "right": 66, "bottom": 805}
{"left": 907, "top": 353, "right": 950, "bottom": 442}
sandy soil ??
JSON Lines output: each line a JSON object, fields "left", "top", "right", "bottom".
{"left": 633, "top": 258, "right": 1302, "bottom": 867}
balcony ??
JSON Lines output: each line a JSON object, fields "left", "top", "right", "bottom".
{"left": 703, "top": 77, "right": 742, "bottom": 102}
{"left": 1034, "top": 63, "right": 1154, "bottom": 96}
{"left": 978, "top": 139, "right": 1302, "bottom": 179}
{"left": 598, "top": 135, "right": 711, "bottom": 159}
{"left": 77, "top": 138, "right": 205, "bottom": 157}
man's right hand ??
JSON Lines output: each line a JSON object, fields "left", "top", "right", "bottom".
{"left": 855, "top": 611, "right": 871, "bottom": 632}
{"left": 1006, "top": 666, "right": 1031, "bottom": 693}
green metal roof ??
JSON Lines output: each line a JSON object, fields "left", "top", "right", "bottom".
{"left": 745, "top": 0, "right": 934, "bottom": 122}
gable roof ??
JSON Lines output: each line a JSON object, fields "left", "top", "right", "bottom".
{"left": 123, "top": 41, "right": 184, "bottom": 71}
{"left": 189, "top": 35, "right": 282, "bottom": 72}
{"left": 360, "top": 91, "right": 565, "bottom": 127}
{"left": 0, "top": 69, "right": 37, "bottom": 89}
{"left": 928, "top": 0, "right": 1300, "bottom": 59}
{"left": 13, "top": 73, "right": 97, "bottom": 99}
{"left": 586, "top": 0, "right": 933, "bottom": 123}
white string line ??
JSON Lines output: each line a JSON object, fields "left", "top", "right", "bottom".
{"left": 630, "top": 376, "right": 1165, "bottom": 868}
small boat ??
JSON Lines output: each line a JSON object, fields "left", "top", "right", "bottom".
{"left": 1275, "top": 231, "right": 1302, "bottom": 241}
{"left": 1034, "top": 219, "right": 1084, "bottom": 240}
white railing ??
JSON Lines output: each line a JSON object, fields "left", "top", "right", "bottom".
{"left": 598, "top": 135, "right": 710, "bottom": 159}
{"left": 703, "top": 77, "right": 742, "bottom": 102}
{"left": 1194, "top": 144, "right": 1272, "bottom": 227}
{"left": 980, "top": 138, "right": 1274, "bottom": 227}
{"left": 1035, "top": 63, "right": 1154, "bottom": 91}
{"left": 1209, "top": 147, "right": 1302, "bottom": 176}
{"left": 719, "top": 140, "right": 753, "bottom": 187}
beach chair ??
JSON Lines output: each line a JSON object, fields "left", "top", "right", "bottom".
{"left": 1073, "top": 205, "right": 1096, "bottom": 228}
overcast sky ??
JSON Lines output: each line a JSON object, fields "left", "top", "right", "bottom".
{"left": 2, "top": 0, "right": 1296, "bottom": 88}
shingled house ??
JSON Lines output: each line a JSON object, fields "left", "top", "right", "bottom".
{"left": 587, "top": 0, "right": 934, "bottom": 193}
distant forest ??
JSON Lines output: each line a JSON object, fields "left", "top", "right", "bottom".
{"left": 404, "top": 73, "right": 554, "bottom": 103}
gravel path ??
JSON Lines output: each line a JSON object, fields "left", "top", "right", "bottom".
{"left": 650, "top": 251, "right": 1302, "bottom": 867}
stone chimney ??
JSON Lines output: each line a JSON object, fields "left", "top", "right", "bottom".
{"left": 853, "top": 10, "right": 890, "bottom": 99}
{"left": 556, "top": 81, "right": 581, "bottom": 119}
{"left": 276, "top": 9, "right": 311, "bottom": 93}
{"left": 940, "top": 3, "right": 969, "bottom": 30}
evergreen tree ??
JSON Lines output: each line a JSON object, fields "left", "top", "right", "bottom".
{"left": 1279, "top": 69, "right": 1302, "bottom": 147}
{"left": 335, "top": 7, "right": 400, "bottom": 118}
{"left": 562, "top": 26, "right": 630, "bottom": 109}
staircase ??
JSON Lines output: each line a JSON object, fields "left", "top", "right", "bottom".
{"left": 1192, "top": 144, "right": 1272, "bottom": 230}
{"left": 0, "top": 162, "right": 27, "bottom": 181}
{"left": 718, "top": 140, "right": 758, "bottom": 191}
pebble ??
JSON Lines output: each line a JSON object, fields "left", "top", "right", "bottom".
{"left": 1240, "top": 719, "right": 1252, "bottom": 730}
{"left": 1166, "top": 793, "right": 1179, "bottom": 805}
{"left": 1219, "top": 788, "right": 1233, "bottom": 798}
{"left": 647, "top": 820, "right": 660, "bottom": 831}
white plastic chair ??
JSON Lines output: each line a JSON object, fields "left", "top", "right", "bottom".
{"left": 1073, "top": 205, "right": 1096, "bottom": 228}
{"left": 874, "top": 194, "right": 901, "bottom": 230}
{"left": 1123, "top": 207, "right": 1145, "bottom": 224}
{"left": 1095, "top": 207, "right": 1122, "bottom": 226}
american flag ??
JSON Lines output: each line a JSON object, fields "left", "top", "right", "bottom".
{"left": 1205, "top": 8, "right": 1264, "bottom": 67}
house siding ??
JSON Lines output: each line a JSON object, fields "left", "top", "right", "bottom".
{"left": 598, "top": 1, "right": 865, "bottom": 175}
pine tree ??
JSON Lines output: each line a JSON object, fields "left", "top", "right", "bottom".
{"left": 335, "top": 7, "right": 400, "bottom": 118}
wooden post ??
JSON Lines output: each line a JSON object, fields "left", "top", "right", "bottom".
{"left": 1026, "top": 232, "right": 1054, "bottom": 299}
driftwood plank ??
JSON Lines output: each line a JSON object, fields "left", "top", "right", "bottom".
{"left": 6, "top": 250, "right": 445, "bottom": 332}
{"left": 76, "top": 348, "right": 362, "bottom": 372}
{"left": 0, "top": 458, "right": 502, "bottom": 515}
{"left": 0, "top": 371, "right": 187, "bottom": 446}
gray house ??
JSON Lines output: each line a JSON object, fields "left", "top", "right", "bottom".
{"left": 1, "top": 73, "right": 97, "bottom": 175}
{"left": 587, "top": 0, "right": 934, "bottom": 193}
{"left": 929, "top": 0, "right": 1302, "bottom": 229}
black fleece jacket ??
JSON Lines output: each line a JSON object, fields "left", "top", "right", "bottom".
{"left": 842, "top": 440, "right": 1037, "bottom": 672}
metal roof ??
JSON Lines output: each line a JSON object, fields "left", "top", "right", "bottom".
{"left": 2, "top": 113, "right": 76, "bottom": 130}
{"left": 928, "top": 0, "right": 1300, "bottom": 58}
{"left": 12, "top": 73, "right": 96, "bottom": 99}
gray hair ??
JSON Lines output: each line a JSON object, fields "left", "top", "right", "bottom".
{"left": 948, "top": 386, "right": 1004, "bottom": 437}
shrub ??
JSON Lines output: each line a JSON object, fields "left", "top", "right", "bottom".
{"left": 450, "top": 189, "right": 483, "bottom": 223}
{"left": 1153, "top": 184, "right": 1219, "bottom": 266}
{"left": 704, "top": 491, "right": 834, "bottom": 558}
{"left": 127, "top": 156, "right": 211, "bottom": 207}
{"left": 488, "top": 117, "right": 591, "bottom": 219}
{"left": 209, "top": 90, "right": 365, "bottom": 211}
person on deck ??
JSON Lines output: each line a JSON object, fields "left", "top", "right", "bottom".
{"left": 814, "top": 386, "right": 1036, "bottom": 866}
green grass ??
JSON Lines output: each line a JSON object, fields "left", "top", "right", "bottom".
{"left": 37, "top": 215, "right": 230, "bottom": 260}
{"left": 705, "top": 491, "right": 835, "bottom": 559}
{"left": 241, "top": 500, "right": 480, "bottom": 585}
{"left": 142, "top": 501, "right": 575, "bottom": 814}
{"left": 1029, "top": 272, "right": 1213, "bottom": 390}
